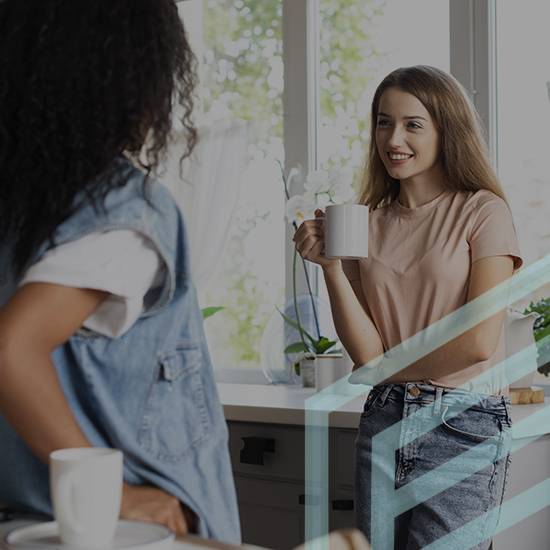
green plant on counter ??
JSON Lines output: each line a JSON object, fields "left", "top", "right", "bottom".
{"left": 523, "top": 297, "right": 550, "bottom": 376}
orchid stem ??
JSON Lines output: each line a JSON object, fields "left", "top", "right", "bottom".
{"left": 300, "top": 251, "right": 321, "bottom": 341}
{"left": 293, "top": 249, "right": 308, "bottom": 350}
{"left": 279, "top": 160, "right": 322, "bottom": 343}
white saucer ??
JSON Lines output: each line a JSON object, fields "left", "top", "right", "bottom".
{"left": 4, "top": 520, "right": 174, "bottom": 550}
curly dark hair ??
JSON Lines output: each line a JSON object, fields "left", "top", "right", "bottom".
{"left": 0, "top": 0, "right": 198, "bottom": 276}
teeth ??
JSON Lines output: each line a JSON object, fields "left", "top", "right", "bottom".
{"left": 389, "top": 153, "right": 413, "bottom": 160}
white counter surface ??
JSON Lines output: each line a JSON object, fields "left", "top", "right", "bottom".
{"left": 218, "top": 383, "right": 550, "bottom": 437}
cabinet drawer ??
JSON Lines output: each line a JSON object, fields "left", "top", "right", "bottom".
{"left": 234, "top": 477, "right": 305, "bottom": 550}
{"left": 334, "top": 429, "right": 356, "bottom": 489}
{"left": 228, "top": 421, "right": 305, "bottom": 482}
{"left": 329, "top": 489, "right": 356, "bottom": 532}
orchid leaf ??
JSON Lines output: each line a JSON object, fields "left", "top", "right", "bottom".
{"left": 535, "top": 323, "right": 550, "bottom": 342}
{"left": 314, "top": 338, "right": 339, "bottom": 355}
{"left": 277, "top": 309, "right": 318, "bottom": 345}
{"left": 284, "top": 342, "right": 310, "bottom": 354}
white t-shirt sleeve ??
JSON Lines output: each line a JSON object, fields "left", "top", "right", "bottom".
{"left": 19, "top": 229, "right": 166, "bottom": 338}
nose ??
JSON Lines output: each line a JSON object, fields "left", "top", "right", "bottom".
{"left": 387, "top": 127, "right": 404, "bottom": 148}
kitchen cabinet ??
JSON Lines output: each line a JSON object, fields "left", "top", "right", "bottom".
{"left": 219, "top": 384, "right": 550, "bottom": 550}
{"left": 227, "top": 421, "right": 356, "bottom": 549}
{"left": 227, "top": 422, "right": 306, "bottom": 549}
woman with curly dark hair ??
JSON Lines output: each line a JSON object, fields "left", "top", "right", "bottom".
{"left": 0, "top": 0, "right": 240, "bottom": 542}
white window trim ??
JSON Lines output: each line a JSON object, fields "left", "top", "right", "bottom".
{"left": 282, "top": 0, "right": 320, "bottom": 301}
{"left": 450, "top": 0, "right": 497, "bottom": 164}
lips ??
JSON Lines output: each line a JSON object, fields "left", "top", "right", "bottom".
{"left": 387, "top": 151, "right": 414, "bottom": 165}
{"left": 388, "top": 152, "right": 413, "bottom": 160}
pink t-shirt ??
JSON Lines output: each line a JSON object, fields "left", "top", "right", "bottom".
{"left": 342, "top": 188, "right": 522, "bottom": 395}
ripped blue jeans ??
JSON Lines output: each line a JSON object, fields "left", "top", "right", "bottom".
{"left": 355, "top": 383, "right": 512, "bottom": 550}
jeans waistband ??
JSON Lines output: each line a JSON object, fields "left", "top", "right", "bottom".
{"left": 372, "top": 383, "right": 510, "bottom": 413}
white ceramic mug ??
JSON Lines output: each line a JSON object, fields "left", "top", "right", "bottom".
{"left": 324, "top": 204, "right": 369, "bottom": 259}
{"left": 50, "top": 447, "right": 123, "bottom": 549}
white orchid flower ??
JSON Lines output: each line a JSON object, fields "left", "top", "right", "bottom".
{"left": 285, "top": 194, "right": 317, "bottom": 225}
{"left": 328, "top": 167, "right": 355, "bottom": 202}
{"left": 284, "top": 165, "right": 355, "bottom": 226}
{"left": 329, "top": 166, "right": 353, "bottom": 187}
{"left": 334, "top": 184, "right": 355, "bottom": 202}
{"left": 304, "top": 170, "right": 331, "bottom": 194}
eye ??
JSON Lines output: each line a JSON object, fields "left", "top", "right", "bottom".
{"left": 377, "top": 119, "right": 390, "bottom": 127}
{"left": 408, "top": 121, "right": 422, "bottom": 129}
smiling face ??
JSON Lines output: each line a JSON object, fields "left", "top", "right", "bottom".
{"left": 375, "top": 87, "right": 444, "bottom": 189}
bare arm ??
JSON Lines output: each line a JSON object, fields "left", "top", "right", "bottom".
{"left": 370, "top": 255, "right": 515, "bottom": 384}
{"left": 0, "top": 282, "right": 191, "bottom": 534}
{"left": 294, "top": 210, "right": 384, "bottom": 366}
{"left": 322, "top": 263, "right": 384, "bottom": 365}
{"left": 0, "top": 282, "right": 106, "bottom": 459}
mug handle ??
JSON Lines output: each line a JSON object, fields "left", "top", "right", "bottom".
{"left": 56, "top": 470, "right": 82, "bottom": 533}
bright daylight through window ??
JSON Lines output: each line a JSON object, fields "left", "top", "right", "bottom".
{"left": 201, "top": 0, "right": 448, "bottom": 371}
{"left": 183, "top": 0, "right": 549, "bottom": 379}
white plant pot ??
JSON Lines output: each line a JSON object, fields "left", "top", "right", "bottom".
{"left": 315, "top": 354, "right": 345, "bottom": 391}
{"left": 299, "top": 357, "right": 316, "bottom": 388}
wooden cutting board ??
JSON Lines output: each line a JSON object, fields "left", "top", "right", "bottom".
{"left": 509, "top": 385, "right": 545, "bottom": 405}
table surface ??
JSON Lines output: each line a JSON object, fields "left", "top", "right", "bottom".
{"left": 0, "top": 518, "right": 260, "bottom": 550}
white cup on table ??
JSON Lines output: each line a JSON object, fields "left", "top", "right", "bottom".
{"left": 324, "top": 204, "right": 369, "bottom": 259}
{"left": 49, "top": 447, "right": 123, "bottom": 549}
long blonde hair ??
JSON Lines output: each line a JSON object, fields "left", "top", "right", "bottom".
{"left": 358, "top": 65, "right": 509, "bottom": 211}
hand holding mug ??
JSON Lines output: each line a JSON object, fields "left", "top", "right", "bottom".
{"left": 294, "top": 205, "right": 369, "bottom": 265}
{"left": 293, "top": 209, "right": 335, "bottom": 267}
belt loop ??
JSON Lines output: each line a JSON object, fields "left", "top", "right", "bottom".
{"left": 433, "top": 386, "right": 444, "bottom": 416}
{"left": 378, "top": 384, "right": 395, "bottom": 406}
{"left": 503, "top": 395, "right": 513, "bottom": 426}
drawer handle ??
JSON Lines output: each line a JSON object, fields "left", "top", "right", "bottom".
{"left": 240, "top": 436, "right": 275, "bottom": 465}
{"left": 332, "top": 499, "right": 354, "bottom": 511}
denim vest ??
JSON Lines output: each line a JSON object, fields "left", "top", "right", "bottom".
{"left": 0, "top": 162, "right": 241, "bottom": 543}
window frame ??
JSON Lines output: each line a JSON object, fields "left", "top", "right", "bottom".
{"left": 183, "top": 0, "right": 495, "bottom": 379}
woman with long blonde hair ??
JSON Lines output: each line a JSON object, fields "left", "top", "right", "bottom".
{"left": 295, "top": 65, "right": 521, "bottom": 549}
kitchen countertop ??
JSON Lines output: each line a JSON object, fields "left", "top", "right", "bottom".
{"left": 218, "top": 383, "right": 368, "bottom": 429}
{"left": 218, "top": 383, "right": 550, "bottom": 438}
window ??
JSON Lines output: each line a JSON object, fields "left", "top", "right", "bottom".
{"left": 178, "top": 0, "right": 549, "bottom": 384}
{"left": 197, "top": 0, "right": 285, "bottom": 369}
{"left": 317, "top": 0, "right": 450, "bottom": 177}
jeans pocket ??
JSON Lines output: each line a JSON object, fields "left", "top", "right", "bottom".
{"left": 441, "top": 405, "right": 502, "bottom": 444}
{"left": 139, "top": 343, "right": 210, "bottom": 462}
{"left": 360, "top": 391, "right": 378, "bottom": 420}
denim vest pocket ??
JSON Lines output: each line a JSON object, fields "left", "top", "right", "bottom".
{"left": 139, "top": 344, "right": 210, "bottom": 462}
